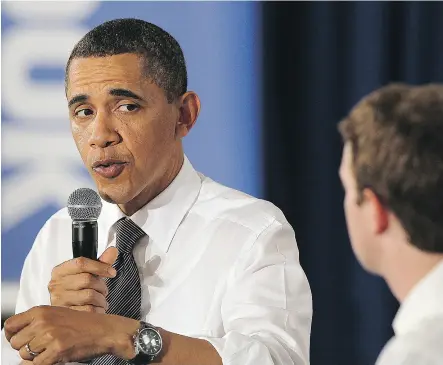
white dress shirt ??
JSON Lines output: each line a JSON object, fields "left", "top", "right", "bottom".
{"left": 2, "top": 156, "right": 312, "bottom": 365}
{"left": 376, "top": 260, "right": 443, "bottom": 365}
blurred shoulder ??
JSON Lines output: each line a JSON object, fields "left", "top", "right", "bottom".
{"left": 376, "top": 318, "right": 443, "bottom": 365}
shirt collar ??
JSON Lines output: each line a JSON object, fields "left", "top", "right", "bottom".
{"left": 99, "top": 155, "right": 202, "bottom": 253}
{"left": 393, "top": 259, "right": 443, "bottom": 336}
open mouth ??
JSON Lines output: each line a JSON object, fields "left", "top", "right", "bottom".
{"left": 92, "top": 159, "right": 128, "bottom": 179}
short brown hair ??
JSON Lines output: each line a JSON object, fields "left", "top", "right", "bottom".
{"left": 339, "top": 83, "right": 443, "bottom": 253}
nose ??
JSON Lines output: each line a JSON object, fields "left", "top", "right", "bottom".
{"left": 88, "top": 111, "right": 121, "bottom": 148}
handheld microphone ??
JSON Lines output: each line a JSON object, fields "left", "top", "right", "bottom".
{"left": 67, "top": 188, "right": 103, "bottom": 259}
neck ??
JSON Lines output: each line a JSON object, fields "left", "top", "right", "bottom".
{"left": 118, "top": 152, "right": 184, "bottom": 216}
{"left": 383, "top": 247, "right": 443, "bottom": 303}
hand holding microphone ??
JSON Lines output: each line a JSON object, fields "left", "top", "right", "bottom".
{"left": 49, "top": 248, "right": 117, "bottom": 313}
{"left": 48, "top": 188, "right": 118, "bottom": 313}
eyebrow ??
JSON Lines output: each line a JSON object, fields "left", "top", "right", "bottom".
{"left": 68, "top": 94, "right": 88, "bottom": 108}
{"left": 109, "top": 88, "right": 144, "bottom": 101}
{"left": 68, "top": 88, "right": 144, "bottom": 108}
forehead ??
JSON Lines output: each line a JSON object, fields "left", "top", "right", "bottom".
{"left": 66, "top": 53, "right": 147, "bottom": 97}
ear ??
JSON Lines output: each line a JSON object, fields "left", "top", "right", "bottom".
{"left": 363, "top": 188, "right": 389, "bottom": 234}
{"left": 175, "top": 91, "right": 201, "bottom": 138}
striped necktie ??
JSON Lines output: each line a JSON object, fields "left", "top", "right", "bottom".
{"left": 91, "top": 217, "right": 146, "bottom": 365}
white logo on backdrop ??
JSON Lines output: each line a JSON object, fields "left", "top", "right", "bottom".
{"left": 2, "top": 2, "right": 99, "bottom": 231}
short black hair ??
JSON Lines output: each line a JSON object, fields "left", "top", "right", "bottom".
{"left": 65, "top": 18, "right": 187, "bottom": 102}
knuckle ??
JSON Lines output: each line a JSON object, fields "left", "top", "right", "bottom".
{"left": 83, "top": 305, "right": 94, "bottom": 312}
{"left": 51, "top": 265, "right": 60, "bottom": 279}
{"left": 50, "top": 293, "right": 61, "bottom": 305}
{"left": 98, "top": 278, "right": 108, "bottom": 291}
{"left": 75, "top": 257, "right": 87, "bottom": 270}
{"left": 86, "top": 305, "right": 98, "bottom": 313}
{"left": 84, "top": 289, "right": 96, "bottom": 301}
{"left": 51, "top": 259, "right": 70, "bottom": 278}
{"left": 82, "top": 273, "right": 94, "bottom": 287}
{"left": 34, "top": 317, "right": 46, "bottom": 328}
{"left": 9, "top": 336, "right": 19, "bottom": 350}
{"left": 46, "top": 328, "right": 60, "bottom": 344}
{"left": 45, "top": 330, "right": 56, "bottom": 342}
{"left": 47, "top": 279, "right": 57, "bottom": 293}
{"left": 53, "top": 339, "right": 63, "bottom": 352}
{"left": 33, "top": 358, "right": 44, "bottom": 365}
{"left": 33, "top": 306, "right": 51, "bottom": 324}
{"left": 53, "top": 338, "right": 69, "bottom": 356}
{"left": 4, "top": 318, "right": 12, "bottom": 332}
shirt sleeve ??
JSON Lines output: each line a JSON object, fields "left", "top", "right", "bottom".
{"left": 199, "top": 219, "right": 312, "bottom": 365}
{"left": 2, "top": 224, "right": 51, "bottom": 365}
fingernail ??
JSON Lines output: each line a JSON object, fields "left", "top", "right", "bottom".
{"left": 109, "top": 268, "right": 117, "bottom": 277}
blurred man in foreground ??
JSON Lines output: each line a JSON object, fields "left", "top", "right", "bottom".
{"left": 339, "top": 83, "right": 443, "bottom": 364}
{"left": 2, "top": 18, "right": 312, "bottom": 365}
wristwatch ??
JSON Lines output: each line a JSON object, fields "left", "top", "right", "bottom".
{"left": 130, "top": 322, "right": 163, "bottom": 365}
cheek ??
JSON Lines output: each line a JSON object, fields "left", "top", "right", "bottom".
{"left": 71, "top": 123, "right": 90, "bottom": 160}
{"left": 344, "top": 193, "right": 375, "bottom": 269}
{"left": 344, "top": 194, "right": 364, "bottom": 249}
{"left": 125, "top": 116, "right": 174, "bottom": 157}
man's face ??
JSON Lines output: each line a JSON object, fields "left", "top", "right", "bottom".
{"left": 66, "top": 53, "right": 184, "bottom": 206}
{"left": 339, "top": 143, "right": 382, "bottom": 273}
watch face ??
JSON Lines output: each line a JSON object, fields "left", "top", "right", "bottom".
{"left": 138, "top": 328, "right": 162, "bottom": 356}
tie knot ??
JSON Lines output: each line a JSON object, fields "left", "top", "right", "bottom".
{"left": 114, "top": 218, "right": 146, "bottom": 254}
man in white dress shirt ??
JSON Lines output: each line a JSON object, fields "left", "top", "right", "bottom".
{"left": 338, "top": 83, "right": 443, "bottom": 365}
{"left": 2, "top": 18, "right": 312, "bottom": 365}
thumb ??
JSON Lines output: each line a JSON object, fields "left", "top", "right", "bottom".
{"left": 99, "top": 247, "right": 118, "bottom": 266}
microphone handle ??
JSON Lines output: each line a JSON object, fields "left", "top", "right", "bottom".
{"left": 72, "top": 220, "right": 98, "bottom": 259}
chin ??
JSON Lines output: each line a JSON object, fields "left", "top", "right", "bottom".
{"left": 98, "top": 191, "right": 117, "bottom": 204}
{"left": 96, "top": 183, "right": 136, "bottom": 205}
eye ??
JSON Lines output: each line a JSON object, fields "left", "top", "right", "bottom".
{"left": 75, "top": 108, "right": 94, "bottom": 117}
{"left": 117, "top": 104, "right": 139, "bottom": 112}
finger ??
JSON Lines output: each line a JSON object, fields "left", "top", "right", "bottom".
{"left": 99, "top": 247, "right": 118, "bottom": 266}
{"left": 54, "top": 289, "right": 108, "bottom": 309}
{"left": 19, "top": 344, "right": 35, "bottom": 362}
{"left": 69, "top": 305, "right": 106, "bottom": 314}
{"left": 20, "top": 337, "right": 48, "bottom": 364}
{"left": 9, "top": 323, "right": 37, "bottom": 351}
{"left": 51, "top": 257, "right": 116, "bottom": 279}
{"left": 4, "top": 309, "right": 37, "bottom": 341}
{"left": 31, "top": 341, "right": 64, "bottom": 365}
{"left": 53, "top": 273, "right": 109, "bottom": 296}
{"left": 19, "top": 347, "right": 33, "bottom": 362}
{"left": 19, "top": 338, "right": 43, "bottom": 362}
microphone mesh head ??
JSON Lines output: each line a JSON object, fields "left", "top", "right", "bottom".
{"left": 67, "top": 188, "right": 102, "bottom": 221}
